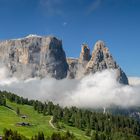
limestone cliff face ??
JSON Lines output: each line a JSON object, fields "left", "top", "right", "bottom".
{"left": 0, "top": 35, "right": 68, "bottom": 79}
{"left": 0, "top": 35, "right": 128, "bottom": 84}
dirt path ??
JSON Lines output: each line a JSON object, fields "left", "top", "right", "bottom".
{"left": 48, "top": 116, "right": 89, "bottom": 138}
{"left": 49, "top": 116, "right": 56, "bottom": 129}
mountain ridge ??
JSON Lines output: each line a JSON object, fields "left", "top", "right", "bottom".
{"left": 0, "top": 35, "right": 128, "bottom": 84}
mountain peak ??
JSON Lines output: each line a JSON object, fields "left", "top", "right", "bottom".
{"left": 85, "top": 40, "right": 128, "bottom": 84}
{"left": 94, "top": 40, "right": 106, "bottom": 51}
{"left": 25, "top": 34, "right": 41, "bottom": 38}
{"left": 79, "top": 44, "right": 91, "bottom": 63}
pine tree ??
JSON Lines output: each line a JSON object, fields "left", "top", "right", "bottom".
{"left": 16, "top": 107, "right": 20, "bottom": 116}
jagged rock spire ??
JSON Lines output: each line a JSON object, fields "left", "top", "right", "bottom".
{"left": 79, "top": 43, "right": 91, "bottom": 64}
{"left": 85, "top": 40, "right": 128, "bottom": 84}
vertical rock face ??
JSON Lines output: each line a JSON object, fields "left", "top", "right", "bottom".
{"left": 0, "top": 35, "right": 68, "bottom": 79}
{"left": 39, "top": 37, "right": 68, "bottom": 79}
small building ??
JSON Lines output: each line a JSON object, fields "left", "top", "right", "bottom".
{"left": 21, "top": 115, "right": 27, "bottom": 119}
{"left": 16, "top": 122, "right": 30, "bottom": 126}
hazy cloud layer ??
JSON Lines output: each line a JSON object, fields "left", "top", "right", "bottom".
{"left": 40, "top": 0, "right": 64, "bottom": 16}
{"left": 129, "top": 77, "right": 140, "bottom": 86}
{"left": 0, "top": 66, "right": 140, "bottom": 108}
{"left": 40, "top": 0, "right": 102, "bottom": 16}
{"left": 86, "top": 0, "right": 102, "bottom": 15}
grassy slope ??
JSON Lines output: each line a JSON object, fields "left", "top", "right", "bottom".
{"left": 0, "top": 101, "right": 89, "bottom": 140}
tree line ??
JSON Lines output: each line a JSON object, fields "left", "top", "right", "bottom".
{"left": 3, "top": 129, "right": 78, "bottom": 140}
{"left": 0, "top": 93, "right": 6, "bottom": 106}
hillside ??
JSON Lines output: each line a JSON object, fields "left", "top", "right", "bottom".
{"left": 0, "top": 99, "right": 88, "bottom": 140}
{"left": 0, "top": 92, "right": 140, "bottom": 140}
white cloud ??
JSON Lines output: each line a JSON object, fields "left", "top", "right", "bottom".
{"left": 0, "top": 66, "right": 140, "bottom": 109}
{"left": 40, "top": 0, "right": 63, "bottom": 16}
{"left": 70, "top": 72, "right": 140, "bottom": 108}
{"left": 129, "top": 77, "right": 140, "bottom": 86}
{"left": 63, "top": 22, "right": 67, "bottom": 26}
{"left": 86, "top": 0, "right": 102, "bottom": 15}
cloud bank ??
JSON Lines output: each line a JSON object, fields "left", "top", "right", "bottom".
{"left": 0, "top": 66, "right": 140, "bottom": 108}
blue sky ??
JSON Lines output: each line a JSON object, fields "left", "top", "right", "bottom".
{"left": 0, "top": 0, "right": 140, "bottom": 76}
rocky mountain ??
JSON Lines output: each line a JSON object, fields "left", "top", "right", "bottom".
{"left": 0, "top": 35, "right": 68, "bottom": 79}
{"left": 67, "top": 41, "right": 128, "bottom": 84}
{"left": 0, "top": 35, "right": 128, "bottom": 84}
{"left": 85, "top": 41, "right": 128, "bottom": 84}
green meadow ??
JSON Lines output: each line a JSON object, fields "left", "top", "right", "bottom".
{"left": 0, "top": 100, "right": 89, "bottom": 140}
